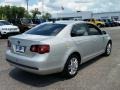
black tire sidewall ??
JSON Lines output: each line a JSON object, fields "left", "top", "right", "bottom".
{"left": 62, "top": 54, "right": 79, "bottom": 78}
{"left": 105, "top": 42, "right": 112, "bottom": 56}
{"left": 0, "top": 32, "right": 2, "bottom": 39}
{"left": 97, "top": 24, "right": 101, "bottom": 28}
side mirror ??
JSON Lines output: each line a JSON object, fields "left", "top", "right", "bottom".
{"left": 102, "top": 31, "right": 107, "bottom": 34}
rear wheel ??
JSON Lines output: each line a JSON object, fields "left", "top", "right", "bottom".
{"left": 104, "top": 42, "right": 112, "bottom": 56}
{"left": 0, "top": 32, "right": 2, "bottom": 39}
{"left": 97, "top": 24, "right": 102, "bottom": 28}
{"left": 62, "top": 54, "right": 79, "bottom": 78}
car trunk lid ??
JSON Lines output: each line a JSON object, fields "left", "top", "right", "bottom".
{"left": 9, "top": 34, "right": 53, "bottom": 56}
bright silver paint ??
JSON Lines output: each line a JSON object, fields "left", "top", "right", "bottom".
{"left": 6, "top": 21, "right": 112, "bottom": 75}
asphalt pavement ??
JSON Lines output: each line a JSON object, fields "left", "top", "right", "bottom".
{"left": 0, "top": 27, "right": 120, "bottom": 90}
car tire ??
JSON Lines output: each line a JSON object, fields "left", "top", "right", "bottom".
{"left": 97, "top": 24, "right": 102, "bottom": 28}
{"left": 104, "top": 42, "right": 112, "bottom": 56}
{"left": 62, "top": 54, "right": 79, "bottom": 78}
{"left": 0, "top": 32, "right": 2, "bottom": 39}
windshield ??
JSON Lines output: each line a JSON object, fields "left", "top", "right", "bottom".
{"left": 21, "top": 19, "right": 32, "bottom": 24}
{"left": 25, "top": 23, "right": 66, "bottom": 36}
{"left": 0, "top": 21, "right": 11, "bottom": 26}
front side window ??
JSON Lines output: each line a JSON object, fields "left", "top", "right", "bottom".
{"left": 87, "top": 24, "right": 102, "bottom": 35}
{"left": 25, "top": 23, "right": 66, "bottom": 36}
{"left": 71, "top": 24, "right": 88, "bottom": 37}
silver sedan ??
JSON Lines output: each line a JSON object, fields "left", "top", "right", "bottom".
{"left": 6, "top": 21, "right": 112, "bottom": 78}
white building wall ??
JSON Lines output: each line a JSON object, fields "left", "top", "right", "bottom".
{"left": 93, "top": 12, "right": 120, "bottom": 20}
{"left": 52, "top": 11, "right": 92, "bottom": 20}
{"left": 51, "top": 11, "right": 120, "bottom": 21}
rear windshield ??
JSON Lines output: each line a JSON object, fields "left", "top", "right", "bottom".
{"left": 25, "top": 23, "right": 66, "bottom": 36}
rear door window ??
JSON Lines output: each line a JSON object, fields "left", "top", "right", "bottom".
{"left": 87, "top": 24, "right": 102, "bottom": 35}
{"left": 71, "top": 24, "right": 88, "bottom": 37}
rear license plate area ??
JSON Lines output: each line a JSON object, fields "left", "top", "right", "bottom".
{"left": 16, "top": 45, "right": 26, "bottom": 53}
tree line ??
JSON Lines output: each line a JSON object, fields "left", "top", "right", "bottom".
{"left": 0, "top": 5, "right": 51, "bottom": 20}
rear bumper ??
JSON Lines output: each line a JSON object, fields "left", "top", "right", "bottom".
{"left": 6, "top": 50, "right": 63, "bottom": 75}
{"left": 7, "top": 59, "right": 61, "bottom": 75}
{"left": 6, "top": 59, "right": 38, "bottom": 70}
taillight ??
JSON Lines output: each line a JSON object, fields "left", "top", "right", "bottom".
{"left": 7, "top": 40, "right": 11, "bottom": 48}
{"left": 30, "top": 45, "right": 50, "bottom": 54}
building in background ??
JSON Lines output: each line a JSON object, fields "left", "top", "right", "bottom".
{"left": 51, "top": 11, "right": 92, "bottom": 20}
{"left": 51, "top": 11, "right": 120, "bottom": 21}
{"left": 93, "top": 12, "right": 120, "bottom": 20}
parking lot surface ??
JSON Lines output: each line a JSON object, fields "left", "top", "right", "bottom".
{"left": 0, "top": 27, "right": 120, "bottom": 90}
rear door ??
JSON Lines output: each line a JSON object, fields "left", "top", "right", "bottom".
{"left": 86, "top": 24, "right": 105, "bottom": 55}
{"left": 71, "top": 23, "right": 96, "bottom": 62}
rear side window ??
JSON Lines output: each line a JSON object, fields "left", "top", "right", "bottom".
{"left": 25, "top": 23, "right": 66, "bottom": 36}
{"left": 71, "top": 24, "right": 88, "bottom": 37}
{"left": 87, "top": 24, "right": 102, "bottom": 35}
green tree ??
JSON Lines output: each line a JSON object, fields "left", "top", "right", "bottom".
{"left": 24, "top": 12, "right": 32, "bottom": 18}
{"left": 31, "top": 9, "right": 41, "bottom": 19}
{"left": 0, "top": 6, "right": 3, "bottom": 19}
{"left": 0, "top": 5, "right": 26, "bottom": 20}
{"left": 42, "top": 13, "right": 51, "bottom": 20}
{"left": 10, "top": 6, "right": 25, "bottom": 19}
{"left": 17, "top": 7, "right": 26, "bottom": 18}
{"left": 0, "top": 6, "right": 11, "bottom": 19}
{"left": 0, "top": 6, "right": 6, "bottom": 19}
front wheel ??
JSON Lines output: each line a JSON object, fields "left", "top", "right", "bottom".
{"left": 62, "top": 54, "right": 79, "bottom": 78}
{"left": 104, "top": 42, "right": 112, "bottom": 56}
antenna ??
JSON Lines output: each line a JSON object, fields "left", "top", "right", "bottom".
{"left": 42, "top": 0, "right": 44, "bottom": 16}
{"left": 25, "top": 0, "right": 29, "bottom": 13}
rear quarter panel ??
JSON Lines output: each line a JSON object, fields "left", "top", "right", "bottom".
{"left": 41, "top": 37, "right": 78, "bottom": 70}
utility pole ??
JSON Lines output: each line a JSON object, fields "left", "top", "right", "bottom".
{"left": 25, "top": 0, "right": 29, "bottom": 13}
{"left": 41, "top": 0, "right": 44, "bottom": 16}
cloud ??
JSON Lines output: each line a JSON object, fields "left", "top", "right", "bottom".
{"left": 1, "top": 0, "right": 120, "bottom": 14}
{"left": 5, "top": 0, "right": 23, "bottom": 3}
{"left": 88, "top": 0, "right": 120, "bottom": 12}
{"left": 29, "top": 0, "right": 94, "bottom": 14}
{"left": 0, "top": 0, "right": 25, "bottom": 7}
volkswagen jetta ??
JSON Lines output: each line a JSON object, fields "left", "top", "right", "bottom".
{"left": 6, "top": 21, "right": 112, "bottom": 78}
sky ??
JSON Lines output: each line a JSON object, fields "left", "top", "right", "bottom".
{"left": 0, "top": 0, "right": 120, "bottom": 14}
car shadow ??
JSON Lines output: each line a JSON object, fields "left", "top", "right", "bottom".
{"left": 9, "top": 68, "right": 66, "bottom": 87}
{"left": 78, "top": 55, "right": 104, "bottom": 70}
{"left": 0, "top": 37, "right": 8, "bottom": 39}
{"left": 9, "top": 55, "right": 104, "bottom": 87}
